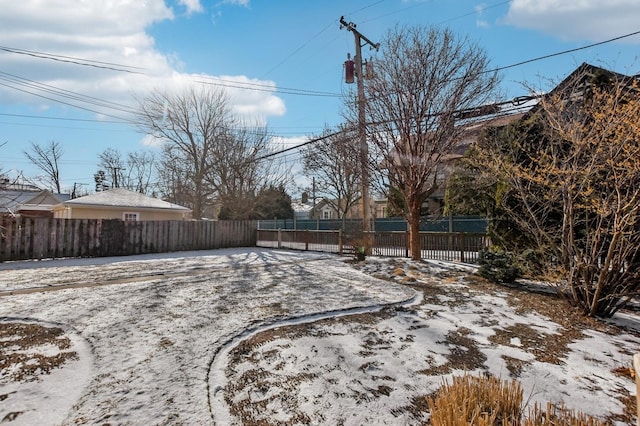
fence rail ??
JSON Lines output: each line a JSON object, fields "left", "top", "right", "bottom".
{"left": 0, "top": 217, "right": 257, "bottom": 262}
{"left": 257, "top": 229, "right": 488, "bottom": 263}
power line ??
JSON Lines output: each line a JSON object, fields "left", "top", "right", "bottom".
{"left": 0, "top": 112, "right": 128, "bottom": 124}
{"left": 491, "top": 29, "right": 640, "bottom": 73}
{"left": 0, "top": 71, "right": 136, "bottom": 114}
{"left": 261, "top": 23, "right": 334, "bottom": 79}
{"left": 0, "top": 45, "right": 147, "bottom": 74}
{"left": 195, "top": 76, "right": 340, "bottom": 97}
{"left": 250, "top": 130, "right": 344, "bottom": 163}
{"left": 1, "top": 43, "right": 341, "bottom": 98}
{"left": 253, "top": 92, "right": 541, "bottom": 165}
{"left": 433, "top": 1, "right": 513, "bottom": 27}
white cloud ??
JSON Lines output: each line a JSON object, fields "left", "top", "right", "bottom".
{"left": 178, "top": 0, "right": 204, "bottom": 14}
{"left": 0, "top": 1, "right": 284, "bottom": 125}
{"left": 220, "top": 0, "right": 251, "bottom": 7}
{"left": 141, "top": 134, "right": 166, "bottom": 148}
{"left": 475, "top": 4, "right": 489, "bottom": 29}
{"left": 504, "top": 0, "right": 640, "bottom": 43}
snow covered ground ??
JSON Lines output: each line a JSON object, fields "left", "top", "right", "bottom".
{"left": 1, "top": 248, "right": 639, "bottom": 425}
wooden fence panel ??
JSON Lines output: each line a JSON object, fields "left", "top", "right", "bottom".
{"left": 0, "top": 218, "right": 257, "bottom": 262}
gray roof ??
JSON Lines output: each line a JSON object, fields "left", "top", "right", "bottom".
{"left": 63, "top": 188, "right": 191, "bottom": 211}
{"left": 0, "top": 190, "right": 69, "bottom": 214}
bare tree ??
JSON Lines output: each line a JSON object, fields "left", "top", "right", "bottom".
{"left": 136, "top": 85, "right": 290, "bottom": 219}
{"left": 97, "top": 148, "right": 126, "bottom": 189}
{"left": 302, "top": 126, "right": 361, "bottom": 220}
{"left": 23, "top": 141, "right": 64, "bottom": 193}
{"left": 209, "top": 125, "right": 291, "bottom": 219}
{"left": 97, "top": 148, "right": 157, "bottom": 194}
{"left": 359, "top": 25, "right": 500, "bottom": 259}
{"left": 127, "top": 150, "right": 156, "bottom": 194}
{"left": 135, "top": 86, "right": 232, "bottom": 219}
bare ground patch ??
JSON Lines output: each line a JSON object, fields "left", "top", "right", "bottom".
{"left": 0, "top": 322, "right": 78, "bottom": 383}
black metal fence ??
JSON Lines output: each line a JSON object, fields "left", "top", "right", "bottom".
{"left": 256, "top": 229, "right": 488, "bottom": 263}
{"left": 258, "top": 216, "right": 488, "bottom": 233}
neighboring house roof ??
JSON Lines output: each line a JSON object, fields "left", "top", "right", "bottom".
{"left": 59, "top": 188, "right": 191, "bottom": 212}
{"left": 0, "top": 190, "right": 69, "bottom": 215}
{"left": 292, "top": 201, "right": 313, "bottom": 213}
{"left": 524, "top": 62, "right": 638, "bottom": 119}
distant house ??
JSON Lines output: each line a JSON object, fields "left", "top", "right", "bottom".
{"left": 291, "top": 200, "right": 313, "bottom": 220}
{"left": 0, "top": 189, "right": 70, "bottom": 218}
{"left": 52, "top": 188, "right": 192, "bottom": 221}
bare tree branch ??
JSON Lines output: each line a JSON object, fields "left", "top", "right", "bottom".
{"left": 23, "top": 141, "right": 64, "bottom": 193}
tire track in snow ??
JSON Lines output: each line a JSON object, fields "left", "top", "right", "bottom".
{"left": 206, "top": 289, "right": 422, "bottom": 425}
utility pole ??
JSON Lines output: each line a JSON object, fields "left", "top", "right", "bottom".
{"left": 107, "top": 166, "right": 124, "bottom": 188}
{"left": 71, "top": 182, "right": 87, "bottom": 199}
{"left": 340, "top": 16, "right": 379, "bottom": 250}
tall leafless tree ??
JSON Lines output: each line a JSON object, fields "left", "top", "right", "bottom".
{"left": 135, "top": 86, "right": 233, "bottom": 219}
{"left": 302, "top": 126, "right": 361, "bottom": 220}
{"left": 358, "top": 25, "right": 500, "bottom": 259}
{"left": 136, "top": 85, "right": 289, "bottom": 219}
{"left": 23, "top": 140, "right": 64, "bottom": 193}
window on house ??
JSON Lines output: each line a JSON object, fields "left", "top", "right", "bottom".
{"left": 123, "top": 212, "right": 140, "bottom": 221}
{"left": 323, "top": 210, "right": 331, "bottom": 219}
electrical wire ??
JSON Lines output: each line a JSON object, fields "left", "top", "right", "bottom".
{"left": 490, "top": 30, "right": 640, "bottom": 73}
{"left": 0, "top": 45, "right": 147, "bottom": 74}
{"left": 0, "top": 71, "right": 137, "bottom": 115}
{"left": 194, "top": 76, "right": 340, "bottom": 97}
{"left": 0, "top": 80, "right": 134, "bottom": 122}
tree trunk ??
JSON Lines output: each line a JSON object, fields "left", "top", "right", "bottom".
{"left": 192, "top": 195, "right": 202, "bottom": 220}
{"left": 407, "top": 202, "right": 422, "bottom": 260}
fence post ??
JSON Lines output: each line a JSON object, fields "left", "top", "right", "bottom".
{"left": 459, "top": 233, "right": 465, "bottom": 263}
{"left": 634, "top": 353, "right": 640, "bottom": 426}
{"left": 305, "top": 229, "right": 309, "bottom": 251}
{"left": 338, "top": 229, "right": 343, "bottom": 255}
{"left": 405, "top": 231, "right": 410, "bottom": 258}
{"left": 277, "top": 228, "right": 282, "bottom": 249}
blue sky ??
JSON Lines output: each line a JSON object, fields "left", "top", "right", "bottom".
{"left": 1, "top": 0, "right": 639, "bottom": 195}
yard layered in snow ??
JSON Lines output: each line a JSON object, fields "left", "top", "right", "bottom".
{"left": 1, "top": 248, "right": 639, "bottom": 425}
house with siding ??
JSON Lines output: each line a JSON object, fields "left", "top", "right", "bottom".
{"left": 52, "top": 188, "right": 191, "bottom": 221}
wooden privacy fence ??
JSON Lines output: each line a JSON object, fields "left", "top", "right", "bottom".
{"left": 256, "top": 229, "right": 488, "bottom": 263}
{"left": 0, "top": 217, "right": 257, "bottom": 262}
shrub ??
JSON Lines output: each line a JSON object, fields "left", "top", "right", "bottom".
{"left": 478, "top": 250, "right": 521, "bottom": 284}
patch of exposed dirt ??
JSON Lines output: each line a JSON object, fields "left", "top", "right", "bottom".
{"left": 0, "top": 322, "right": 78, "bottom": 383}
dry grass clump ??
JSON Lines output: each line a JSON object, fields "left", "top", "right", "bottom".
{"left": 427, "top": 374, "right": 523, "bottom": 425}
{"left": 427, "top": 375, "right": 607, "bottom": 426}
{"left": 523, "top": 403, "right": 608, "bottom": 426}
